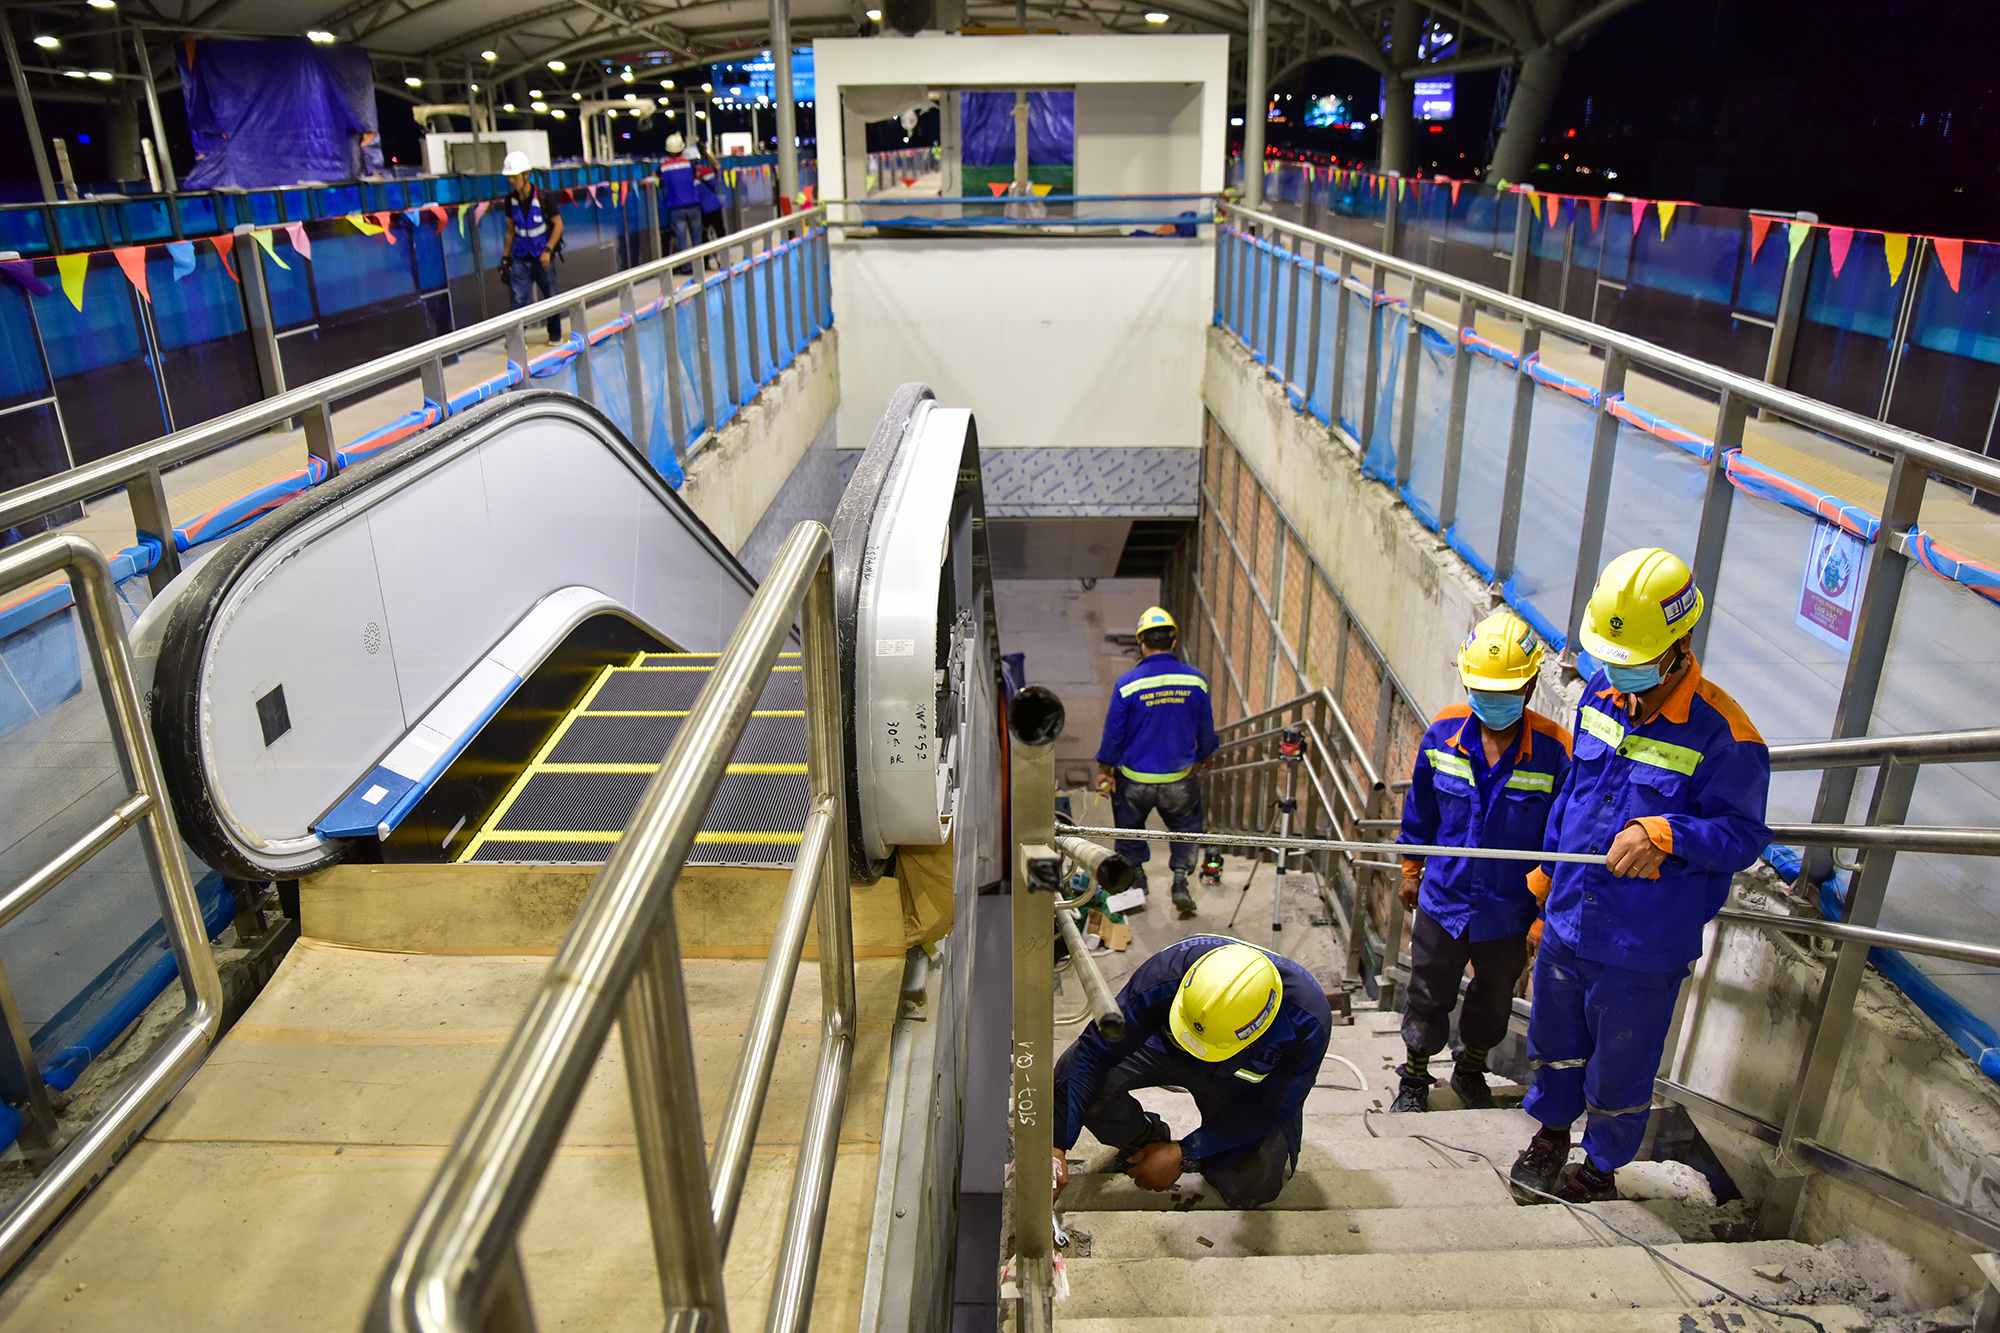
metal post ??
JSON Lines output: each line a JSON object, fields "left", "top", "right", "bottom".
{"left": 1242, "top": 0, "right": 1267, "bottom": 209}
{"left": 126, "top": 466, "right": 182, "bottom": 592}
{"left": 1565, "top": 347, "right": 1630, "bottom": 646}
{"left": 1491, "top": 324, "right": 1542, "bottom": 584}
{"left": 302, "top": 400, "right": 337, "bottom": 472}
{"left": 1382, "top": 179, "right": 1401, "bottom": 259}
{"left": 569, "top": 300, "right": 593, "bottom": 403}
{"left": 1212, "top": 216, "right": 1228, "bottom": 325}
{"left": 761, "top": 235, "right": 781, "bottom": 375}
{"left": 1506, "top": 190, "right": 1531, "bottom": 299}
{"left": 1688, "top": 390, "right": 1747, "bottom": 662}
{"left": 1262, "top": 231, "right": 1281, "bottom": 368}
{"left": 662, "top": 288, "right": 692, "bottom": 467}
{"left": 619, "top": 284, "right": 648, "bottom": 451}
{"left": 1358, "top": 264, "right": 1383, "bottom": 452}
{"left": 641, "top": 177, "right": 662, "bottom": 265}
{"left": 1301, "top": 241, "right": 1324, "bottom": 407}
{"left": 419, "top": 356, "right": 447, "bottom": 411}
{"left": 1282, "top": 235, "right": 1303, "bottom": 387}
{"left": 1762, "top": 212, "right": 1815, "bottom": 396}
{"left": 694, "top": 275, "right": 719, "bottom": 440}
{"left": 718, "top": 249, "right": 741, "bottom": 406}
{"left": 1, "top": 21, "right": 56, "bottom": 204}
{"left": 771, "top": 0, "right": 798, "bottom": 208}
{"left": 0, "top": 960, "right": 60, "bottom": 1154}
{"left": 133, "top": 26, "right": 177, "bottom": 192}
{"left": 1330, "top": 255, "right": 1352, "bottom": 432}
{"left": 1437, "top": 293, "right": 1475, "bottom": 531}
{"left": 1009, "top": 695, "right": 1058, "bottom": 1333}
{"left": 1392, "top": 287, "right": 1422, "bottom": 488}
{"left": 1230, "top": 222, "right": 1249, "bottom": 337}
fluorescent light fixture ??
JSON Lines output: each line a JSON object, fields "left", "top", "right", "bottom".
{"left": 571, "top": 91, "right": 581, "bottom": 100}
{"left": 33, "top": 35, "right": 59, "bottom": 49}
{"left": 531, "top": 100, "right": 548, "bottom": 111}
{"left": 529, "top": 89, "right": 542, "bottom": 96}
{"left": 63, "top": 68, "right": 85, "bottom": 78}
{"left": 1144, "top": 10, "right": 1169, "bottom": 20}
{"left": 482, "top": 49, "right": 497, "bottom": 59}
{"left": 404, "top": 75, "right": 422, "bottom": 86}
{"left": 87, "top": 0, "right": 116, "bottom": 8}
{"left": 546, "top": 59, "right": 566, "bottom": 71}
{"left": 551, "top": 109, "right": 565, "bottom": 118}
{"left": 865, "top": 7, "right": 881, "bottom": 17}
{"left": 306, "top": 29, "right": 334, "bottom": 42}
{"left": 1229, "top": 116, "right": 1242, "bottom": 126}
{"left": 503, "top": 102, "right": 516, "bottom": 111}
{"left": 87, "top": 69, "right": 112, "bottom": 80}
{"left": 700, "top": 82, "right": 711, "bottom": 91}
{"left": 621, "top": 69, "right": 633, "bottom": 81}
{"left": 696, "top": 110, "right": 706, "bottom": 119}
{"left": 469, "top": 83, "right": 479, "bottom": 91}
{"left": 605, "top": 108, "right": 617, "bottom": 117}
{"left": 624, "top": 92, "right": 637, "bottom": 100}
{"left": 661, "top": 79, "right": 675, "bottom": 88}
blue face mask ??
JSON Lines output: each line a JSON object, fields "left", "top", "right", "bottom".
{"left": 1604, "top": 662, "right": 1663, "bottom": 694}
{"left": 1467, "top": 689, "right": 1526, "bottom": 730}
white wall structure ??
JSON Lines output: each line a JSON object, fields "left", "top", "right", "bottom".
{"left": 1074, "top": 82, "right": 1204, "bottom": 197}
{"left": 422, "top": 130, "right": 550, "bottom": 174}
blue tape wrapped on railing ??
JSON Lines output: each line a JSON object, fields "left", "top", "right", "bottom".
{"left": 1605, "top": 396, "right": 1714, "bottom": 462}
{"left": 1723, "top": 450, "right": 1881, "bottom": 542}
{"left": 447, "top": 361, "right": 523, "bottom": 416}
{"left": 0, "top": 536, "right": 158, "bottom": 643}
{"left": 1906, "top": 526, "right": 2000, "bottom": 609}
{"left": 174, "top": 457, "right": 331, "bottom": 552}
{"left": 336, "top": 401, "right": 443, "bottom": 470}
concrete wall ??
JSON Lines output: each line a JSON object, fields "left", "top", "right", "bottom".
{"left": 680, "top": 329, "right": 840, "bottom": 555}
{"left": 1074, "top": 83, "right": 1203, "bottom": 197}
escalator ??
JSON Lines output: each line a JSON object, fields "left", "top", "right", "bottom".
{"left": 0, "top": 385, "right": 999, "bottom": 1331}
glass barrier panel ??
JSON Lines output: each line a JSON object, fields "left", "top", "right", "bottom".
{"left": 148, "top": 241, "right": 262, "bottom": 429}
{"left": 52, "top": 205, "right": 107, "bottom": 253}
{"left": 1789, "top": 229, "right": 1901, "bottom": 419}
{"left": 31, "top": 251, "right": 167, "bottom": 462}
{"left": 175, "top": 194, "right": 220, "bottom": 236}
{"left": 1887, "top": 239, "right": 2000, "bottom": 459}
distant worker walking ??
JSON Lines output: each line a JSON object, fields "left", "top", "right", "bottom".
{"left": 499, "top": 152, "right": 564, "bottom": 344}
{"left": 1053, "top": 936, "right": 1333, "bottom": 1209}
{"left": 1096, "top": 606, "right": 1217, "bottom": 918}
{"left": 1394, "top": 612, "right": 1571, "bottom": 1114}
{"left": 1510, "top": 549, "right": 1770, "bottom": 1205}
{"left": 658, "top": 135, "right": 705, "bottom": 264}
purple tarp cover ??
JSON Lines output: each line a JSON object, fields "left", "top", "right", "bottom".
{"left": 178, "top": 38, "right": 383, "bottom": 189}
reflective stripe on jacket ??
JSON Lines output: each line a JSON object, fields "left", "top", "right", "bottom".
{"left": 1398, "top": 705, "right": 1571, "bottom": 943}
{"left": 1096, "top": 653, "right": 1218, "bottom": 783}
{"left": 1534, "top": 660, "right": 1771, "bottom": 973}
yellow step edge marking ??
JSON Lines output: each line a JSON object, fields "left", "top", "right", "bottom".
{"left": 576, "top": 709, "right": 806, "bottom": 719}
{"left": 637, "top": 652, "right": 800, "bottom": 659}
{"left": 611, "top": 665, "right": 803, "bottom": 674}
{"left": 457, "top": 662, "right": 619, "bottom": 863}
{"left": 536, "top": 762, "right": 807, "bottom": 775}
{"left": 476, "top": 829, "right": 805, "bottom": 845}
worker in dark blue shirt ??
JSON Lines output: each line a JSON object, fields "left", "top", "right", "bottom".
{"left": 1095, "top": 607, "right": 1218, "bottom": 917}
{"left": 658, "top": 135, "right": 705, "bottom": 268}
{"left": 1052, "top": 936, "right": 1332, "bottom": 1209}
{"left": 1394, "top": 612, "right": 1571, "bottom": 1114}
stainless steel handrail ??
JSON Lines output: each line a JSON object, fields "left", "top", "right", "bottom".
{"left": 1769, "top": 728, "right": 2000, "bottom": 770}
{"left": 0, "top": 534, "right": 223, "bottom": 1277}
{"left": 0, "top": 206, "right": 830, "bottom": 592}
{"left": 369, "top": 520, "right": 851, "bottom": 1333}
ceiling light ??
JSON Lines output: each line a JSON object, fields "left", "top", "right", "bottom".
{"left": 551, "top": 109, "right": 565, "bottom": 118}
{"left": 482, "top": 49, "right": 497, "bottom": 60}
{"left": 1229, "top": 116, "right": 1242, "bottom": 126}
{"left": 547, "top": 59, "right": 566, "bottom": 71}
{"left": 865, "top": 7, "right": 881, "bottom": 17}
{"left": 571, "top": 91, "right": 581, "bottom": 100}
{"left": 33, "top": 35, "right": 59, "bottom": 49}
{"left": 1144, "top": 10, "right": 1169, "bottom": 20}
{"left": 700, "top": 82, "right": 711, "bottom": 91}
{"left": 469, "top": 83, "right": 479, "bottom": 91}
{"left": 529, "top": 88, "right": 542, "bottom": 96}
{"left": 621, "top": 69, "right": 633, "bottom": 82}
{"left": 87, "top": 0, "right": 116, "bottom": 8}
{"left": 503, "top": 102, "right": 516, "bottom": 111}
{"left": 606, "top": 108, "right": 617, "bottom": 117}
{"left": 531, "top": 100, "right": 548, "bottom": 111}
{"left": 405, "top": 75, "right": 423, "bottom": 86}
{"left": 63, "top": 68, "right": 84, "bottom": 78}
{"left": 306, "top": 29, "right": 334, "bottom": 42}
{"left": 696, "top": 110, "right": 706, "bottom": 119}
{"left": 87, "top": 69, "right": 112, "bottom": 80}
{"left": 661, "top": 79, "right": 674, "bottom": 88}
{"left": 624, "top": 91, "right": 637, "bottom": 100}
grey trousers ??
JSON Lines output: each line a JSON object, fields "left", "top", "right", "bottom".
{"left": 1400, "top": 905, "right": 1528, "bottom": 1060}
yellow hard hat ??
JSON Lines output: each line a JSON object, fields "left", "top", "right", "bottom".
{"left": 1457, "top": 611, "right": 1543, "bottom": 689}
{"left": 1578, "top": 548, "right": 1704, "bottom": 665}
{"left": 1169, "top": 943, "right": 1282, "bottom": 1062}
{"left": 1136, "top": 606, "right": 1178, "bottom": 636}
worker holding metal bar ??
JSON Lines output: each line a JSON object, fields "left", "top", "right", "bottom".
{"left": 1510, "top": 549, "right": 1770, "bottom": 1206}
{"left": 1095, "top": 607, "right": 1217, "bottom": 918}
{"left": 1392, "top": 612, "right": 1571, "bottom": 1115}
{"left": 1051, "top": 936, "right": 1332, "bottom": 1208}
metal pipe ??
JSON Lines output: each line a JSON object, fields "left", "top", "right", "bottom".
{"left": 1049, "top": 832, "right": 1135, "bottom": 894}
{"left": 1767, "top": 823, "right": 2000, "bottom": 856}
{"left": 1768, "top": 728, "right": 2000, "bottom": 771}
{"left": 1065, "top": 824, "right": 1604, "bottom": 865}
{"left": 1054, "top": 908, "right": 1126, "bottom": 1040}
{"left": 770, "top": 0, "right": 797, "bottom": 206}
{"left": 1, "top": 20, "right": 57, "bottom": 203}
{"left": 0, "top": 792, "right": 151, "bottom": 930}
{"left": 1241, "top": 0, "right": 1266, "bottom": 209}
{"left": 1717, "top": 908, "right": 2000, "bottom": 971}
{"left": 132, "top": 26, "right": 176, "bottom": 191}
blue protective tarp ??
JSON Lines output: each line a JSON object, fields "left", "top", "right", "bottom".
{"left": 178, "top": 39, "right": 382, "bottom": 189}
{"left": 959, "top": 91, "right": 1074, "bottom": 167}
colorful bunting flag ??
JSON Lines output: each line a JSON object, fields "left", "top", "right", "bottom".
{"left": 55, "top": 253, "right": 88, "bottom": 311}
{"left": 474, "top": 200, "right": 491, "bottom": 227}
{"left": 1449, "top": 180, "right": 1461, "bottom": 207}
{"left": 285, "top": 221, "right": 311, "bottom": 261}
{"left": 422, "top": 203, "right": 448, "bottom": 233}
{"left": 1883, "top": 233, "right": 1909, "bottom": 286}
{"left": 373, "top": 212, "right": 398, "bottom": 243}
{"left": 1826, "top": 226, "right": 1854, "bottom": 278}
{"left": 253, "top": 228, "right": 291, "bottom": 271}
{"left": 1933, "top": 236, "right": 1963, "bottom": 292}
{"left": 112, "top": 246, "right": 150, "bottom": 302}
{"left": 1658, "top": 201, "right": 1677, "bottom": 240}
{"left": 1786, "top": 220, "right": 1811, "bottom": 265}
{"left": 211, "top": 235, "right": 238, "bottom": 282}
{"left": 1629, "top": 199, "right": 1648, "bottom": 237}
{"left": 0, "top": 258, "right": 52, "bottom": 297}
{"left": 1526, "top": 192, "right": 1542, "bottom": 224}
{"left": 1586, "top": 197, "right": 1601, "bottom": 231}
{"left": 457, "top": 202, "right": 471, "bottom": 235}
{"left": 1747, "top": 214, "right": 1773, "bottom": 260}
{"left": 987, "top": 182, "right": 1009, "bottom": 197}
{"left": 1031, "top": 183, "right": 1053, "bottom": 197}
{"left": 348, "top": 213, "right": 384, "bottom": 236}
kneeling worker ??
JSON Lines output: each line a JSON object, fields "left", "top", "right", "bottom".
{"left": 1052, "top": 936, "right": 1332, "bottom": 1209}
{"left": 1393, "top": 611, "right": 1570, "bottom": 1113}
{"left": 1512, "top": 548, "right": 1769, "bottom": 1204}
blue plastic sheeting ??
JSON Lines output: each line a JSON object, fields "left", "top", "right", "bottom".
{"left": 634, "top": 312, "right": 685, "bottom": 487}
{"left": 960, "top": 91, "right": 1075, "bottom": 167}
{"left": 178, "top": 40, "right": 381, "bottom": 189}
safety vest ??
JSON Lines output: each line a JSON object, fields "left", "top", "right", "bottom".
{"left": 506, "top": 190, "right": 552, "bottom": 258}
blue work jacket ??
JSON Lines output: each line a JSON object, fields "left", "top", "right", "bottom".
{"left": 1398, "top": 705, "right": 1572, "bottom": 943}
{"left": 659, "top": 155, "right": 702, "bottom": 210}
{"left": 1096, "top": 653, "right": 1218, "bottom": 784}
{"left": 1535, "top": 660, "right": 1771, "bottom": 973}
{"left": 1054, "top": 935, "right": 1332, "bottom": 1164}
{"left": 505, "top": 189, "right": 556, "bottom": 258}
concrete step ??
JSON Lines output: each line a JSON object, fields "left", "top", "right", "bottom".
{"left": 1064, "top": 1200, "right": 1679, "bottom": 1259}
{"left": 1061, "top": 1239, "right": 1830, "bottom": 1320}
{"left": 1057, "top": 1306, "right": 1874, "bottom": 1332}
{"left": 1058, "top": 1164, "right": 1514, "bottom": 1212}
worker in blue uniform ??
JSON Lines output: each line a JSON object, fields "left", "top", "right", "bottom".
{"left": 499, "top": 151, "right": 565, "bottom": 344}
{"left": 1052, "top": 937, "right": 1333, "bottom": 1208}
{"left": 1510, "top": 548, "right": 1770, "bottom": 1205}
{"left": 1393, "top": 611, "right": 1570, "bottom": 1114}
{"left": 1095, "top": 607, "right": 1217, "bottom": 918}
{"left": 658, "top": 135, "right": 705, "bottom": 266}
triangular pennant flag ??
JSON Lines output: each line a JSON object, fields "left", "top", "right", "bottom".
{"left": 1933, "top": 236, "right": 1963, "bottom": 292}
{"left": 113, "top": 246, "right": 151, "bottom": 302}
{"left": 423, "top": 203, "right": 448, "bottom": 233}
{"left": 1883, "top": 233, "right": 1909, "bottom": 286}
{"left": 1786, "top": 220, "right": 1811, "bottom": 265}
{"left": 212, "top": 235, "right": 238, "bottom": 282}
{"left": 1657, "top": 201, "right": 1678, "bottom": 240}
{"left": 373, "top": 212, "right": 399, "bottom": 243}
{"left": 987, "top": 182, "right": 1009, "bottom": 197}
{"left": 1586, "top": 196, "right": 1601, "bottom": 230}
{"left": 1748, "top": 214, "right": 1773, "bottom": 260}
{"left": 348, "top": 213, "right": 384, "bottom": 236}
{"left": 1449, "top": 180, "right": 1461, "bottom": 207}
{"left": 473, "top": 200, "right": 491, "bottom": 227}
{"left": 285, "top": 221, "right": 311, "bottom": 261}
{"left": 55, "top": 254, "right": 88, "bottom": 311}
{"left": 1525, "top": 192, "right": 1541, "bottom": 223}
{"left": 457, "top": 203, "right": 471, "bottom": 235}
{"left": 1032, "top": 182, "right": 1053, "bottom": 197}
{"left": 167, "top": 240, "right": 197, "bottom": 282}
{"left": 0, "top": 258, "right": 52, "bottom": 297}
{"left": 253, "top": 228, "right": 291, "bottom": 270}
{"left": 401, "top": 209, "right": 421, "bottom": 230}
{"left": 1630, "top": 199, "right": 1648, "bottom": 237}
{"left": 1827, "top": 226, "right": 1854, "bottom": 278}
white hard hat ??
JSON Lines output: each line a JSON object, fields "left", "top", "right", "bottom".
{"left": 501, "top": 150, "right": 531, "bottom": 176}
{"left": 665, "top": 133, "right": 685, "bottom": 153}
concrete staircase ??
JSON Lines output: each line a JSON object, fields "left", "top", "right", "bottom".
{"left": 1054, "top": 1006, "right": 1876, "bottom": 1332}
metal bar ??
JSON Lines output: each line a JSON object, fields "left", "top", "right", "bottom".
{"left": 1763, "top": 216, "right": 1811, "bottom": 394}
{"left": 1049, "top": 833, "right": 1134, "bottom": 893}
{"left": 125, "top": 465, "right": 182, "bottom": 593}
{"left": 236, "top": 232, "right": 288, "bottom": 404}
{"left": 1282, "top": 235, "right": 1303, "bottom": 387}
{"left": 1301, "top": 240, "right": 1324, "bottom": 409}
{"left": 420, "top": 356, "right": 448, "bottom": 409}
{"left": 661, "top": 288, "right": 692, "bottom": 470}
{"left": 1054, "top": 906, "right": 1126, "bottom": 1040}
{"left": 619, "top": 285, "right": 647, "bottom": 449}
{"left": 1392, "top": 282, "right": 1422, "bottom": 487}
{"left": 133, "top": 28, "right": 177, "bottom": 193}
{"left": 708, "top": 804, "right": 830, "bottom": 1250}
{"left": 1565, "top": 347, "right": 1630, "bottom": 645}
{"left": 1436, "top": 293, "right": 1475, "bottom": 531}
{"left": 569, "top": 302, "right": 594, "bottom": 404}
{"left": 1716, "top": 907, "right": 2000, "bottom": 970}
{"left": 0, "top": 957, "right": 59, "bottom": 1152}
{"left": 302, "top": 400, "right": 337, "bottom": 472}
{"left": 1768, "top": 822, "right": 2000, "bottom": 854}
{"left": 1770, "top": 728, "right": 2000, "bottom": 770}
{"left": 761, "top": 237, "right": 782, "bottom": 380}
{"left": 1506, "top": 191, "right": 1530, "bottom": 298}
{"left": 1, "top": 22, "right": 55, "bottom": 204}
{"left": 771, "top": 0, "right": 798, "bottom": 203}
{"left": 1688, "top": 389, "right": 1746, "bottom": 660}
{"left": 1063, "top": 825, "right": 1606, "bottom": 865}
{"left": 695, "top": 274, "right": 719, "bottom": 440}
{"left": 1242, "top": 0, "right": 1267, "bottom": 210}
{"left": 1491, "top": 323, "right": 1542, "bottom": 583}
{"left": 1262, "top": 230, "right": 1281, "bottom": 367}
{"left": 0, "top": 792, "right": 151, "bottom": 931}
{"left": 1358, "top": 270, "right": 1382, "bottom": 451}
{"left": 1329, "top": 254, "right": 1352, "bottom": 431}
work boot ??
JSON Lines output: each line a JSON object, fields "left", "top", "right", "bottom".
{"left": 1125, "top": 869, "right": 1149, "bottom": 913}
{"left": 1388, "top": 1064, "right": 1431, "bottom": 1113}
{"left": 1509, "top": 1127, "right": 1571, "bottom": 1204}
{"left": 1450, "top": 1058, "right": 1496, "bottom": 1110}
{"left": 1171, "top": 873, "right": 1197, "bottom": 918}
{"left": 1552, "top": 1160, "right": 1618, "bottom": 1204}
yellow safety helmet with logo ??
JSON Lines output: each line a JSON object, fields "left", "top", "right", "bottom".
{"left": 1136, "top": 606, "right": 1179, "bottom": 636}
{"left": 1457, "top": 610, "right": 1543, "bottom": 689}
{"left": 1168, "top": 942, "right": 1282, "bottom": 1062}
{"left": 1579, "top": 547, "right": 1704, "bottom": 665}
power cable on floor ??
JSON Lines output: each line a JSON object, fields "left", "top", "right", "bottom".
{"left": 1315, "top": 1052, "right": 1370, "bottom": 1091}
{"left": 1360, "top": 1109, "right": 1827, "bottom": 1333}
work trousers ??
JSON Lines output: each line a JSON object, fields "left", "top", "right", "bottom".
{"left": 667, "top": 205, "right": 704, "bottom": 260}
{"left": 1111, "top": 775, "right": 1203, "bottom": 877}
{"left": 1521, "top": 934, "right": 1687, "bottom": 1171}
{"left": 1059, "top": 1041, "right": 1293, "bottom": 1210}
{"left": 506, "top": 254, "right": 561, "bottom": 342}
{"left": 1399, "top": 906, "right": 1527, "bottom": 1060}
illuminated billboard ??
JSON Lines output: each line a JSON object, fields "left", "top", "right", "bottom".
{"left": 1303, "top": 93, "right": 1355, "bottom": 129}
{"left": 713, "top": 47, "right": 814, "bottom": 102}
{"left": 1414, "top": 76, "right": 1454, "bottom": 120}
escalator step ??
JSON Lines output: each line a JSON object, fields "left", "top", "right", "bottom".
{"left": 491, "top": 769, "right": 811, "bottom": 834}
{"left": 589, "top": 665, "right": 804, "bottom": 713}
{"left": 546, "top": 712, "right": 805, "bottom": 766}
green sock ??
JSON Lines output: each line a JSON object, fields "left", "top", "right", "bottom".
{"left": 1404, "top": 1050, "right": 1430, "bottom": 1080}
{"left": 1457, "top": 1045, "right": 1489, "bottom": 1073}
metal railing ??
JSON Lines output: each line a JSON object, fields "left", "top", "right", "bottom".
{"left": 1215, "top": 201, "right": 2000, "bottom": 897}
{"left": 370, "top": 520, "right": 852, "bottom": 1333}
{"left": 0, "top": 534, "right": 224, "bottom": 1277}
{"left": 0, "top": 206, "right": 830, "bottom": 597}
